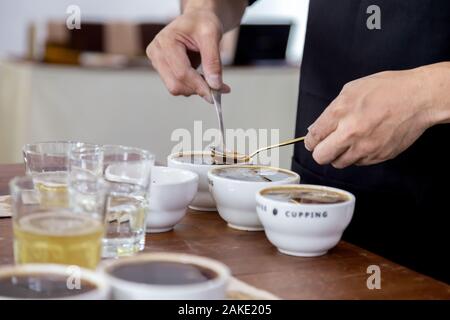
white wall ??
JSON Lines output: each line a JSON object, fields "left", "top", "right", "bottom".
{"left": 0, "top": 62, "right": 300, "bottom": 168}
{"left": 0, "top": 0, "right": 309, "bottom": 62}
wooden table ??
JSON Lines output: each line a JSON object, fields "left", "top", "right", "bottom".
{"left": 1, "top": 164, "right": 449, "bottom": 299}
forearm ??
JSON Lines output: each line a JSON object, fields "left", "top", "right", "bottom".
{"left": 181, "top": 0, "right": 248, "bottom": 32}
{"left": 417, "top": 62, "right": 450, "bottom": 126}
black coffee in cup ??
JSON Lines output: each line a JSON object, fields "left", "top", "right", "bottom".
{"left": 0, "top": 273, "right": 97, "bottom": 299}
{"left": 262, "top": 188, "right": 349, "bottom": 204}
{"left": 109, "top": 261, "right": 218, "bottom": 285}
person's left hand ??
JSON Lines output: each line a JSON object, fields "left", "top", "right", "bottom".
{"left": 304, "top": 68, "right": 435, "bottom": 168}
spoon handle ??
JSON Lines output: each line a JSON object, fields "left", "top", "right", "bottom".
{"left": 211, "top": 89, "right": 226, "bottom": 150}
{"left": 250, "top": 136, "right": 306, "bottom": 158}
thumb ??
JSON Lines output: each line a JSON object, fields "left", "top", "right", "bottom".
{"left": 198, "top": 37, "right": 223, "bottom": 90}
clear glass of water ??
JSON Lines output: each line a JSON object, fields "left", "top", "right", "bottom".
{"left": 101, "top": 145, "right": 154, "bottom": 258}
{"left": 68, "top": 144, "right": 106, "bottom": 219}
{"left": 69, "top": 143, "right": 104, "bottom": 178}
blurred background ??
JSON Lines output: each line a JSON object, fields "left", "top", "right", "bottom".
{"left": 0, "top": 0, "right": 309, "bottom": 168}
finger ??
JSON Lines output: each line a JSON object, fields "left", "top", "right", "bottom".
{"left": 158, "top": 39, "right": 214, "bottom": 103}
{"left": 312, "top": 129, "right": 350, "bottom": 165}
{"left": 199, "top": 73, "right": 230, "bottom": 93}
{"left": 304, "top": 126, "right": 319, "bottom": 152}
{"left": 331, "top": 147, "right": 363, "bottom": 169}
{"left": 150, "top": 48, "right": 196, "bottom": 97}
{"left": 197, "top": 35, "right": 223, "bottom": 89}
{"left": 201, "top": 83, "right": 230, "bottom": 106}
{"left": 221, "top": 83, "right": 231, "bottom": 93}
{"left": 305, "top": 98, "right": 341, "bottom": 151}
{"left": 162, "top": 41, "right": 212, "bottom": 98}
{"left": 355, "top": 157, "right": 378, "bottom": 166}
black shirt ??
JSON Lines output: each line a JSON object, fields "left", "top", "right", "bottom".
{"left": 292, "top": 0, "right": 450, "bottom": 282}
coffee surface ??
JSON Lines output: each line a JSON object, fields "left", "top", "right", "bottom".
{"left": 110, "top": 261, "right": 217, "bottom": 285}
{"left": 0, "top": 273, "right": 96, "bottom": 298}
{"left": 262, "top": 188, "right": 348, "bottom": 204}
{"left": 174, "top": 154, "right": 244, "bottom": 165}
{"left": 214, "top": 167, "right": 294, "bottom": 182}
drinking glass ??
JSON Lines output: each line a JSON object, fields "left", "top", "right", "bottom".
{"left": 101, "top": 145, "right": 155, "bottom": 258}
{"left": 23, "top": 141, "right": 101, "bottom": 208}
{"left": 69, "top": 144, "right": 104, "bottom": 178}
{"left": 9, "top": 175, "right": 107, "bottom": 269}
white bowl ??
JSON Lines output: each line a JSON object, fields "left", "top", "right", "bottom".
{"left": 100, "top": 252, "right": 231, "bottom": 300}
{"left": 147, "top": 166, "right": 199, "bottom": 233}
{"left": 0, "top": 264, "right": 110, "bottom": 300}
{"left": 208, "top": 165, "right": 300, "bottom": 231}
{"left": 256, "top": 185, "right": 355, "bottom": 257}
{"left": 167, "top": 151, "right": 249, "bottom": 212}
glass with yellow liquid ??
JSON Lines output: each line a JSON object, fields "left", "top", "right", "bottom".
{"left": 9, "top": 175, "right": 106, "bottom": 269}
{"left": 23, "top": 141, "right": 103, "bottom": 209}
{"left": 23, "top": 141, "right": 72, "bottom": 208}
{"left": 23, "top": 141, "right": 88, "bottom": 174}
{"left": 13, "top": 211, "right": 103, "bottom": 269}
{"left": 33, "top": 172, "right": 69, "bottom": 208}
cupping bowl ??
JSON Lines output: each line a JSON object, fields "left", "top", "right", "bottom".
{"left": 0, "top": 264, "right": 110, "bottom": 300}
{"left": 256, "top": 184, "right": 355, "bottom": 257}
{"left": 167, "top": 151, "right": 250, "bottom": 212}
{"left": 208, "top": 165, "right": 300, "bottom": 231}
{"left": 100, "top": 252, "right": 230, "bottom": 300}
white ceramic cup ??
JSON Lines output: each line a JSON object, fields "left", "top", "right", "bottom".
{"left": 208, "top": 165, "right": 300, "bottom": 231}
{"left": 0, "top": 264, "right": 110, "bottom": 300}
{"left": 256, "top": 184, "right": 355, "bottom": 257}
{"left": 167, "top": 151, "right": 249, "bottom": 212}
{"left": 100, "top": 252, "right": 231, "bottom": 300}
{"left": 147, "top": 166, "right": 199, "bottom": 233}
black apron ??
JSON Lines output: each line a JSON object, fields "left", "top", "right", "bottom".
{"left": 293, "top": 0, "right": 450, "bottom": 283}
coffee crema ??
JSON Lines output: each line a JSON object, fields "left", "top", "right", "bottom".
{"left": 262, "top": 188, "right": 349, "bottom": 204}
{"left": 213, "top": 167, "right": 295, "bottom": 182}
{"left": 109, "top": 261, "right": 217, "bottom": 285}
{"left": 0, "top": 273, "right": 96, "bottom": 299}
{"left": 174, "top": 153, "right": 245, "bottom": 165}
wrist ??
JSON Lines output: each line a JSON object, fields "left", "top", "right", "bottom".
{"left": 182, "top": 0, "right": 247, "bottom": 32}
{"left": 182, "top": 0, "right": 218, "bottom": 13}
{"left": 182, "top": 0, "right": 224, "bottom": 32}
{"left": 415, "top": 62, "right": 450, "bottom": 127}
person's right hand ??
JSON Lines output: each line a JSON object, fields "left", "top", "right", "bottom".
{"left": 146, "top": 9, "right": 231, "bottom": 103}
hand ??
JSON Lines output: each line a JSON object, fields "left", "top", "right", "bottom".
{"left": 304, "top": 68, "right": 436, "bottom": 168}
{"left": 146, "top": 9, "right": 230, "bottom": 103}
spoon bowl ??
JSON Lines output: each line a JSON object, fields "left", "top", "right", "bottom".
{"left": 210, "top": 136, "right": 306, "bottom": 163}
{"left": 209, "top": 146, "right": 250, "bottom": 163}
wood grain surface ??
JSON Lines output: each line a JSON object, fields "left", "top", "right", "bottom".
{"left": 0, "top": 163, "right": 449, "bottom": 299}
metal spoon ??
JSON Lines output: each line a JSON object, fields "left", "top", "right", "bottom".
{"left": 211, "top": 136, "right": 306, "bottom": 162}
{"left": 211, "top": 88, "right": 227, "bottom": 153}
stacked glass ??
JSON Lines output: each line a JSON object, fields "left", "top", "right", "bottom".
{"left": 10, "top": 142, "right": 154, "bottom": 269}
